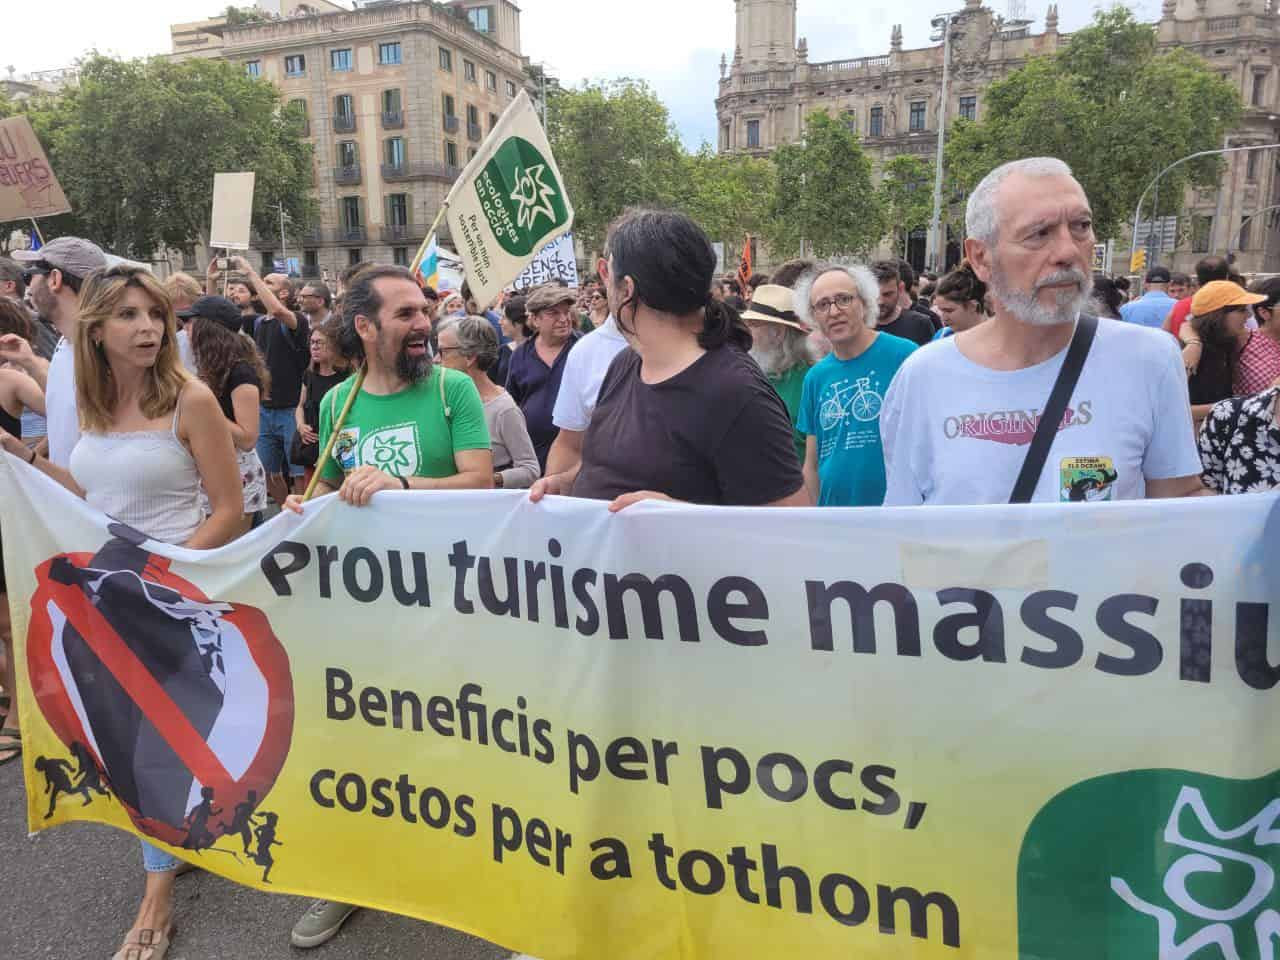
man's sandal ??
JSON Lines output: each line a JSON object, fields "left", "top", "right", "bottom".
{"left": 0, "top": 727, "right": 20, "bottom": 767}
{"left": 111, "top": 925, "right": 176, "bottom": 960}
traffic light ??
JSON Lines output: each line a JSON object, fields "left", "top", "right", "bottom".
{"left": 1130, "top": 249, "right": 1147, "bottom": 273}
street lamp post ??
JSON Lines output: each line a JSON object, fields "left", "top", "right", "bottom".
{"left": 1129, "top": 142, "right": 1280, "bottom": 272}
{"left": 926, "top": 11, "right": 961, "bottom": 274}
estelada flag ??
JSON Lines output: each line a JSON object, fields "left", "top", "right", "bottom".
{"left": 443, "top": 90, "right": 574, "bottom": 307}
{"left": 737, "top": 234, "right": 753, "bottom": 294}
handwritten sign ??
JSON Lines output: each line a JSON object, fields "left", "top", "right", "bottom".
{"left": 0, "top": 116, "right": 72, "bottom": 222}
{"left": 209, "top": 172, "right": 256, "bottom": 251}
{"left": 507, "top": 232, "right": 579, "bottom": 291}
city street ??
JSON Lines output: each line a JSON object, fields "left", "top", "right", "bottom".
{"left": 0, "top": 758, "right": 513, "bottom": 959}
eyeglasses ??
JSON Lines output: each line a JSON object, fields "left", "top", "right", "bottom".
{"left": 20, "top": 263, "right": 53, "bottom": 285}
{"left": 811, "top": 292, "right": 858, "bottom": 314}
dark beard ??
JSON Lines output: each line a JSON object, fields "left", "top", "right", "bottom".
{"left": 397, "top": 342, "right": 432, "bottom": 384}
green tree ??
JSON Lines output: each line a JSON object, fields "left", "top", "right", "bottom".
{"left": 877, "top": 155, "right": 935, "bottom": 259}
{"left": 546, "top": 78, "right": 685, "bottom": 253}
{"left": 945, "top": 7, "right": 1242, "bottom": 241}
{"left": 11, "top": 55, "right": 313, "bottom": 259}
{"left": 675, "top": 145, "right": 776, "bottom": 250}
{"left": 767, "top": 110, "right": 886, "bottom": 258}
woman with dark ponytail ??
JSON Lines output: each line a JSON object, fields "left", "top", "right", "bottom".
{"left": 530, "top": 208, "right": 809, "bottom": 509}
{"left": 931, "top": 261, "right": 989, "bottom": 340}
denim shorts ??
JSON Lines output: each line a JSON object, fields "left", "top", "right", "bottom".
{"left": 256, "top": 406, "right": 303, "bottom": 478}
{"left": 141, "top": 839, "right": 180, "bottom": 873}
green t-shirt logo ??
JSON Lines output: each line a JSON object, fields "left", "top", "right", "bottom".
{"left": 474, "top": 136, "right": 569, "bottom": 257}
{"left": 1018, "top": 768, "right": 1280, "bottom": 959}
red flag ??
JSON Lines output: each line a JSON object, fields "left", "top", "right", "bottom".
{"left": 736, "top": 234, "right": 753, "bottom": 295}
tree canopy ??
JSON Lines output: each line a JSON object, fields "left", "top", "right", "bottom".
{"left": 946, "top": 7, "right": 1242, "bottom": 240}
{"left": 3, "top": 55, "right": 313, "bottom": 260}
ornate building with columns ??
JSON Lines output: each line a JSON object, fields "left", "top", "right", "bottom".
{"left": 716, "top": 0, "right": 1280, "bottom": 275}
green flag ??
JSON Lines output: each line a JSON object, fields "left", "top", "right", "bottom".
{"left": 445, "top": 90, "right": 574, "bottom": 305}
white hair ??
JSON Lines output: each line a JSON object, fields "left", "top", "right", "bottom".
{"left": 793, "top": 263, "right": 880, "bottom": 332}
{"left": 965, "top": 157, "right": 1075, "bottom": 247}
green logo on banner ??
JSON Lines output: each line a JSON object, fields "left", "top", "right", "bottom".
{"left": 473, "top": 136, "right": 569, "bottom": 257}
{"left": 1017, "top": 768, "right": 1280, "bottom": 959}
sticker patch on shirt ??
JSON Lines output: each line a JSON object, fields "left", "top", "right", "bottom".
{"left": 332, "top": 427, "right": 361, "bottom": 473}
{"left": 359, "top": 423, "right": 420, "bottom": 477}
{"left": 1060, "top": 456, "right": 1118, "bottom": 502}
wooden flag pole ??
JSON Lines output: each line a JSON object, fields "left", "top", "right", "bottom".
{"left": 301, "top": 365, "right": 366, "bottom": 503}
{"left": 410, "top": 203, "right": 450, "bottom": 275}
{"left": 28, "top": 219, "right": 45, "bottom": 247}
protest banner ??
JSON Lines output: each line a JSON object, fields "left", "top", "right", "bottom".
{"left": 209, "top": 172, "right": 256, "bottom": 251}
{"left": 444, "top": 90, "right": 574, "bottom": 306}
{"left": 0, "top": 115, "right": 72, "bottom": 222}
{"left": 508, "top": 232, "right": 579, "bottom": 291}
{"left": 2, "top": 452, "right": 1277, "bottom": 960}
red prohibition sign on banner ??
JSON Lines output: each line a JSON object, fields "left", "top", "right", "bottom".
{"left": 25, "top": 545, "right": 294, "bottom": 848}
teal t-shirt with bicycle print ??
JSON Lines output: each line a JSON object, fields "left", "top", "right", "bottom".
{"left": 798, "top": 332, "right": 916, "bottom": 506}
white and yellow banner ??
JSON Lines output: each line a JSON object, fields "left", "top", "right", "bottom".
{"left": 444, "top": 90, "right": 574, "bottom": 305}
{"left": 2, "top": 452, "right": 1278, "bottom": 959}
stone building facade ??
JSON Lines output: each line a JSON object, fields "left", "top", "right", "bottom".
{"left": 169, "top": 0, "right": 527, "bottom": 281}
{"left": 716, "top": 0, "right": 1280, "bottom": 275}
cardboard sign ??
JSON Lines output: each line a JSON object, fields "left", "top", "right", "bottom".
{"left": 508, "top": 232, "right": 578, "bottom": 291}
{"left": 0, "top": 116, "right": 72, "bottom": 222}
{"left": 209, "top": 172, "right": 256, "bottom": 251}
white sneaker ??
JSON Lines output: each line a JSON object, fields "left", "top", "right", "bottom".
{"left": 291, "top": 900, "right": 359, "bottom": 948}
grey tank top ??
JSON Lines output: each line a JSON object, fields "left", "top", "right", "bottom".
{"left": 69, "top": 389, "right": 203, "bottom": 546}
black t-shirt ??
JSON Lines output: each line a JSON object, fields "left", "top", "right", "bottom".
{"left": 572, "top": 345, "right": 804, "bottom": 505}
{"left": 303, "top": 368, "right": 350, "bottom": 428}
{"left": 218, "top": 361, "right": 260, "bottom": 422}
{"left": 247, "top": 312, "right": 310, "bottom": 409}
{"left": 878, "top": 309, "right": 935, "bottom": 346}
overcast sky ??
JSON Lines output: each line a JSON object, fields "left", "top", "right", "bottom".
{"left": 7, "top": 1, "right": 1149, "bottom": 147}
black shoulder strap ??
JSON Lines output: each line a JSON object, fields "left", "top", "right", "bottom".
{"left": 1009, "top": 315, "right": 1099, "bottom": 504}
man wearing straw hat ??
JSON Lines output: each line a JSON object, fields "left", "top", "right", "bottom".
{"left": 741, "top": 283, "right": 815, "bottom": 465}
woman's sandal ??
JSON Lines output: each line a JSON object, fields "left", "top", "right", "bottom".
{"left": 111, "top": 925, "right": 176, "bottom": 960}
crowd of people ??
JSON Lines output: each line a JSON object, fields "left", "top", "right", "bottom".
{"left": 0, "top": 153, "right": 1276, "bottom": 958}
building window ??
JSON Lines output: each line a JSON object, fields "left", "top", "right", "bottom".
{"left": 342, "top": 196, "right": 361, "bottom": 229}
{"left": 1248, "top": 150, "right": 1260, "bottom": 182}
{"left": 288, "top": 97, "right": 309, "bottom": 133}
{"left": 337, "top": 140, "right": 358, "bottom": 168}
{"left": 393, "top": 247, "right": 410, "bottom": 267}
{"left": 1239, "top": 217, "right": 1252, "bottom": 250}
{"left": 489, "top": 112, "right": 498, "bottom": 130}
{"left": 331, "top": 48, "right": 352, "bottom": 72}
{"left": 304, "top": 249, "right": 318, "bottom": 271}
{"left": 284, "top": 54, "right": 305, "bottom": 77}
{"left": 334, "top": 93, "right": 355, "bottom": 130}
{"left": 379, "top": 42, "right": 402, "bottom": 65}
{"left": 870, "top": 106, "right": 883, "bottom": 137}
{"left": 467, "top": 104, "right": 479, "bottom": 126}
{"left": 245, "top": 60, "right": 261, "bottom": 77}
{"left": 1192, "top": 214, "right": 1213, "bottom": 253}
{"left": 439, "top": 47, "right": 453, "bottom": 72}
{"left": 506, "top": 79, "right": 517, "bottom": 98}
{"left": 467, "top": 6, "right": 494, "bottom": 32}
{"left": 261, "top": 250, "right": 275, "bottom": 275}
{"left": 721, "top": 122, "right": 730, "bottom": 150}
{"left": 746, "top": 119, "right": 760, "bottom": 148}
{"left": 486, "top": 70, "right": 497, "bottom": 92}
{"left": 385, "top": 137, "right": 405, "bottom": 168}
{"left": 1252, "top": 72, "right": 1267, "bottom": 107}
{"left": 469, "top": 147, "right": 478, "bottom": 160}
{"left": 443, "top": 93, "right": 455, "bottom": 118}
{"left": 909, "top": 100, "right": 926, "bottom": 131}
{"left": 840, "top": 110, "right": 856, "bottom": 134}
{"left": 464, "top": 60, "right": 477, "bottom": 83}
{"left": 349, "top": 248, "right": 363, "bottom": 267}
{"left": 445, "top": 140, "right": 458, "bottom": 167}
{"left": 387, "top": 193, "right": 408, "bottom": 227}
{"left": 958, "top": 96, "right": 977, "bottom": 121}
{"left": 383, "top": 88, "right": 401, "bottom": 115}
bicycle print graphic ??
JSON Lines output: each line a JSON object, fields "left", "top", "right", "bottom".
{"left": 819, "top": 377, "right": 883, "bottom": 431}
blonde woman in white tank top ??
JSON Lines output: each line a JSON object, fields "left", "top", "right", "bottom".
{"left": 0, "top": 265, "right": 241, "bottom": 960}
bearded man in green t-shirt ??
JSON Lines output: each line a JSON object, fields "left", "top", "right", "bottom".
{"left": 282, "top": 264, "right": 492, "bottom": 947}
{"left": 285, "top": 264, "right": 492, "bottom": 512}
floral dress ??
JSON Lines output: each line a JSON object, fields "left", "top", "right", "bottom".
{"left": 1197, "top": 387, "right": 1280, "bottom": 494}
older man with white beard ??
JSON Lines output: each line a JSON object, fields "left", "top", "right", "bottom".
{"left": 742, "top": 284, "right": 814, "bottom": 464}
{"left": 880, "top": 156, "right": 1203, "bottom": 505}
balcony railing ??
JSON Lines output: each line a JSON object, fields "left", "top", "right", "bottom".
{"left": 316, "top": 226, "right": 366, "bottom": 245}
{"left": 300, "top": 263, "right": 321, "bottom": 278}
{"left": 376, "top": 160, "right": 461, "bottom": 183}
{"left": 444, "top": 115, "right": 459, "bottom": 133}
{"left": 467, "top": 122, "right": 482, "bottom": 141}
{"left": 382, "top": 110, "right": 403, "bottom": 129}
{"left": 333, "top": 164, "right": 361, "bottom": 185}
{"left": 381, "top": 162, "right": 409, "bottom": 182}
{"left": 382, "top": 223, "right": 425, "bottom": 243}
{"left": 333, "top": 114, "right": 356, "bottom": 133}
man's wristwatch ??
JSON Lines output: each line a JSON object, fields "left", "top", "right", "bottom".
{"left": 493, "top": 472, "right": 504, "bottom": 489}
{"left": 399, "top": 475, "right": 410, "bottom": 490}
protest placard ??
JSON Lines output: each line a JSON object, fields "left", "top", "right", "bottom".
{"left": 509, "top": 232, "right": 579, "bottom": 291}
{"left": 209, "top": 172, "right": 256, "bottom": 250}
{"left": 0, "top": 115, "right": 72, "bottom": 222}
